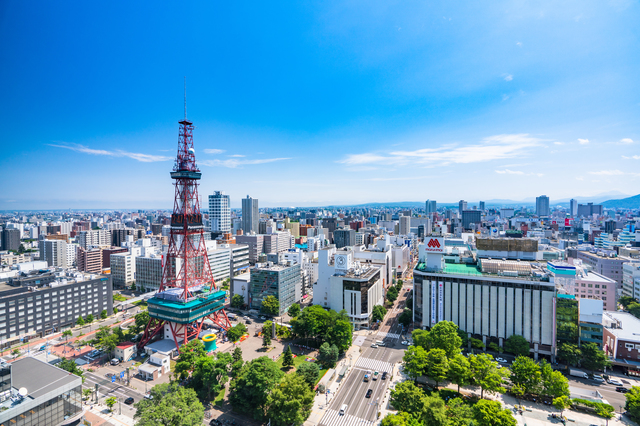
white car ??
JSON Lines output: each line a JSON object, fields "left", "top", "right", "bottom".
{"left": 401, "top": 341, "right": 410, "bottom": 346}
{"left": 371, "top": 344, "right": 379, "bottom": 348}
{"left": 592, "top": 375, "right": 605, "bottom": 383}
{"left": 608, "top": 378, "right": 623, "bottom": 386}
{"left": 496, "top": 357, "right": 507, "bottom": 363}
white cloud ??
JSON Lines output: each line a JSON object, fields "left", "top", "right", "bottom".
{"left": 589, "top": 170, "right": 624, "bottom": 176}
{"left": 203, "top": 148, "right": 225, "bottom": 154}
{"left": 50, "top": 144, "right": 172, "bottom": 163}
{"left": 516, "top": 42, "right": 522, "bottom": 47}
{"left": 228, "top": 154, "right": 246, "bottom": 158}
{"left": 502, "top": 94, "right": 510, "bottom": 101}
{"left": 578, "top": 138, "right": 589, "bottom": 145}
{"left": 339, "top": 134, "right": 543, "bottom": 166}
{"left": 553, "top": 142, "right": 565, "bottom": 145}
{"left": 619, "top": 138, "right": 634, "bottom": 144}
{"left": 200, "top": 157, "right": 291, "bottom": 168}
{"left": 622, "top": 155, "right": 640, "bottom": 160}
{"left": 504, "top": 74, "right": 513, "bottom": 82}
{"left": 495, "top": 169, "right": 524, "bottom": 175}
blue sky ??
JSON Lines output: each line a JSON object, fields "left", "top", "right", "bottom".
{"left": 1, "top": 1, "right": 639, "bottom": 209}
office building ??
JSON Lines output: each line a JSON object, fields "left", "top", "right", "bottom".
{"left": 622, "top": 262, "right": 640, "bottom": 299}
{"left": 77, "top": 229, "right": 110, "bottom": 249}
{"left": 0, "top": 357, "right": 83, "bottom": 426}
{"left": 535, "top": 195, "right": 550, "bottom": 217}
{"left": 578, "top": 298, "right": 603, "bottom": 349}
{"left": 135, "top": 254, "right": 163, "bottom": 291}
{"left": 425, "top": 200, "right": 437, "bottom": 215}
{"left": 458, "top": 200, "right": 467, "bottom": 212}
{"left": 235, "top": 234, "right": 264, "bottom": 264}
{"left": 574, "top": 249, "right": 630, "bottom": 295}
{"left": 76, "top": 247, "right": 102, "bottom": 274}
{"left": 603, "top": 311, "right": 640, "bottom": 375}
{"left": 0, "top": 229, "right": 20, "bottom": 252}
{"left": 2, "top": 272, "right": 113, "bottom": 343}
{"left": 461, "top": 210, "right": 482, "bottom": 230}
{"left": 39, "top": 238, "right": 68, "bottom": 268}
{"left": 249, "top": 262, "right": 302, "bottom": 315}
{"left": 413, "top": 238, "right": 556, "bottom": 359}
{"left": 334, "top": 229, "right": 356, "bottom": 249}
{"left": 111, "top": 252, "right": 136, "bottom": 288}
{"left": 209, "top": 191, "right": 231, "bottom": 237}
{"left": 206, "top": 243, "right": 231, "bottom": 283}
{"left": 577, "top": 203, "right": 603, "bottom": 217}
{"left": 399, "top": 216, "right": 411, "bottom": 235}
{"left": 102, "top": 246, "right": 128, "bottom": 268}
{"left": 230, "top": 244, "right": 250, "bottom": 276}
{"left": 263, "top": 232, "right": 292, "bottom": 254}
{"left": 569, "top": 199, "right": 578, "bottom": 217}
{"left": 241, "top": 195, "right": 259, "bottom": 234}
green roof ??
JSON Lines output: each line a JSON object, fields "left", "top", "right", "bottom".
{"left": 148, "top": 290, "right": 226, "bottom": 310}
{"left": 443, "top": 263, "right": 483, "bottom": 276}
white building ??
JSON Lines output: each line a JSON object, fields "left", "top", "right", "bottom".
{"left": 205, "top": 240, "right": 231, "bottom": 283}
{"left": 77, "top": 230, "right": 110, "bottom": 249}
{"left": 209, "top": 191, "right": 231, "bottom": 235}
{"left": 39, "top": 239, "right": 67, "bottom": 268}
{"left": 399, "top": 216, "right": 411, "bottom": 236}
{"left": 622, "top": 261, "right": 640, "bottom": 300}
{"left": 135, "top": 254, "right": 163, "bottom": 291}
{"left": 111, "top": 252, "right": 136, "bottom": 288}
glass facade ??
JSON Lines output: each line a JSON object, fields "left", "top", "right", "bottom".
{"left": 0, "top": 385, "right": 82, "bottom": 426}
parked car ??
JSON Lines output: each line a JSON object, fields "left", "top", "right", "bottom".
{"left": 496, "top": 357, "right": 507, "bottom": 363}
{"left": 616, "top": 386, "right": 629, "bottom": 393}
{"left": 124, "top": 397, "right": 135, "bottom": 405}
{"left": 608, "top": 378, "right": 623, "bottom": 386}
{"left": 592, "top": 374, "right": 605, "bottom": 383}
{"left": 110, "top": 358, "right": 120, "bottom": 366}
{"left": 365, "top": 389, "right": 373, "bottom": 398}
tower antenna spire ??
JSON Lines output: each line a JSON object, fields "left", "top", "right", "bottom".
{"left": 184, "top": 76, "right": 187, "bottom": 120}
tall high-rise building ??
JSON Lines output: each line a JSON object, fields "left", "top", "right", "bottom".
{"left": 479, "top": 201, "right": 485, "bottom": 211}
{"left": 209, "top": 191, "right": 231, "bottom": 237}
{"left": 399, "top": 215, "right": 411, "bottom": 235}
{"left": 425, "top": 200, "right": 437, "bottom": 214}
{"left": 242, "top": 195, "right": 259, "bottom": 234}
{"left": 39, "top": 238, "right": 68, "bottom": 267}
{"left": 569, "top": 199, "right": 578, "bottom": 217}
{"left": 458, "top": 200, "right": 467, "bottom": 212}
{"left": 0, "top": 229, "right": 20, "bottom": 251}
{"left": 333, "top": 229, "right": 356, "bottom": 249}
{"left": 536, "top": 195, "right": 550, "bottom": 216}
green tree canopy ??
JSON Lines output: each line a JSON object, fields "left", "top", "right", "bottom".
{"left": 504, "top": 335, "right": 530, "bottom": 357}
{"left": 619, "top": 296, "right": 638, "bottom": 309}
{"left": 283, "top": 345, "right": 294, "bottom": 368}
{"left": 265, "top": 373, "right": 314, "bottom": 426}
{"left": 261, "top": 295, "right": 280, "bottom": 316}
{"left": 227, "top": 323, "right": 248, "bottom": 342}
{"left": 387, "top": 286, "right": 399, "bottom": 303}
{"left": 232, "top": 346, "right": 243, "bottom": 363}
{"left": 447, "top": 354, "right": 471, "bottom": 393}
{"left": 398, "top": 309, "right": 413, "bottom": 327}
{"left": 230, "top": 294, "right": 245, "bottom": 308}
{"left": 420, "top": 394, "right": 448, "bottom": 426}
{"left": 424, "top": 321, "right": 462, "bottom": 358}
{"left": 381, "top": 412, "right": 421, "bottom": 426}
{"left": 229, "top": 356, "right": 284, "bottom": 419}
{"left": 85, "top": 314, "right": 94, "bottom": 323}
{"left": 540, "top": 359, "right": 569, "bottom": 398}
{"left": 296, "top": 362, "right": 320, "bottom": 388}
{"left": 411, "top": 329, "right": 430, "bottom": 349}
{"left": 553, "top": 395, "right": 572, "bottom": 416}
{"left": 389, "top": 381, "right": 426, "bottom": 417}
{"left": 403, "top": 345, "right": 429, "bottom": 382}
{"left": 510, "top": 356, "right": 542, "bottom": 395}
{"left": 105, "top": 396, "right": 117, "bottom": 411}
{"left": 263, "top": 332, "right": 272, "bottom": 349}
{"left": 191, "top": 352, "right": 232, "bottom": 400}
{"left": 134, "top": 382, "right": 204, "bottom": 426}
{"left": 174, "top": 339, "right": 207, "bottom": 381}
{"left": 76, "top": 316, "right": 85, "bottom": 326}
{"left": 101, "top": 309, "right": 108, "bottom": 319}
{"left": 371, "top": 305, "right": 387, "bottom": 323}
{"left": 580, "top": 342, "right": 611, "bottom": 372}
{"left": 318, "top": 342, "right": 339, "bottom": 368}
{"left": 58, "top": 358, "right": 84, "bottom": 382}
{"left": 287, "top": 303, "right": 300, "bottom": 318}
{"left": 469, "top": 354, "right": 508, "bottom": 399}
{"left": 473, "top": 399, "right": 517, "bottom": 426}
{"left": 425, "top": 349, "right": 449, "bottom": 388}
{"left": 625, "top": 386, "right": 640, "bottom": 421}
{"left": 557, "top": 343, "right": 582, "bottom": 366}
{"left": 446, "top": 397, "right": 475, "bottom": 426}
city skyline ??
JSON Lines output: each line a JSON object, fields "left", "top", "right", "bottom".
{"left": 1, "top": 2, "right": 639, "bottom": 210}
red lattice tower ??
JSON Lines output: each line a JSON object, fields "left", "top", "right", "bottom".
{"left": 139, "top": 109, "right": 231, "bottom": 349}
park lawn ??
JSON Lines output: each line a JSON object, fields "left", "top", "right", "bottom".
{"left": 213, "top": 388, "right": 226, "bottom": 406}
{"left": 276, "top": 353, "right": 312, "bottom": 371}
{"left": 315, "top": 368, "right": 328, "bottom": 385}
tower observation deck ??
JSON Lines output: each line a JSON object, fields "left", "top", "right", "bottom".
{"left": 138, "top": 113, "right": 231, "bottom": 349}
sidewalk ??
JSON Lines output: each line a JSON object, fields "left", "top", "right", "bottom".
{"left": 84, "top": 403, "right": 136, "bottom": 426}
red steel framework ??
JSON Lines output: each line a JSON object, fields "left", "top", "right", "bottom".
{"left": 139, "top": 113, "right": 231, "bottom": 349}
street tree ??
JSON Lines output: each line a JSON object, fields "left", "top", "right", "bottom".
{"left": 265, "top": 373, "right": 314, "bottom": 426}
{"left": 262, "top": 333, "right": 272, "bottom": 349}
{"left": 553, "top": 395, "right": 572, "bottom": 417}
{"left": 232, "top": 346, "right": 243, "bottom": 363}
{"left": 469, "top": 354, "right": 508, "bottom": 399}
{"left": 230, "top": 294, "right": 244, "bottom": 308}
{"left": 425, "top": 349, "right": 449, "bottom": 389}
{"left": 389, "top": 381, "right": 426, "bottom": 417}
{"left": 473, "top": 399, "right": 517, "bottom": 426}
{"left": 424, "top": 320, "right": 462, "bottom": 358}
{"left": 134, "top": 382, "right": 204, "bottom": 426}
{"left": 540, "top": 360, "right": 570, "bottom": 398}
{"left": 381, "top": 412, "right": 421, "bottom": 426}
{"left": 510, "top": 356, "right": 542, "bottom": 395}
{"left": 287, "top": 303, "right": 300, "bottom": 318}
{"left": 411, "top": 329, "right": 430, "bottom": 349}
{"left": 557, "top": 343, "right": 582, "bottom": 366}
{"left": 387, "top": 286, "right": 399, "bottom": 303}
{"left": 62, "top": 330, "right": 73, "bottom": 353}
{"left": 398, "top": 309, "right": 413, "bottom": 328}
{"left": 105, "top": 396, "right": 117, "bottom": 411}
{"left": 85, "top": 314, "right": 94, "bottom": 324}
{"left": 229, "top": 356, "right": 284, "bottom": 420}
{"left": 261, "top": 295, "right": 280, "bottom": 316}
{"left": 76, "top": 316, "right": 85, "bottom": 326}
{"left": 317, "top": 342, "right": 338, "bottom": 368}
{"left": 403, "top": 345, "right": 429, "bottom": 382}
{"left": 296, "top": 362, "right": 320, "bottom": 388}
{"left": 283, "top": 345, "right": 295, "bottom": 368}
{"left": 580, "top": 342, "right": 611, "bottom": 372}
{"left": 446, "top": 397, "right": 475, "bottom": 426}
{"left": 447, "top": 353, "right": 471, "bottom": 393}
{"left": 101, "top": 309, "right": 108, "bottom": 319}
{"left": 421, "top": 394, "right": 448, "bottom": 426}
{"left": 504, "top": 335, "right": 530, "bottom": 357}
{"left": 618, "top": 296, "right": 637, "bottom": 309}
{"left": 625, "top": 386, "right": 640, "bottom": 421}
{"left": 58, "top": 358, "right": 85, "bottom": 382}
{"left": 371, "top": 305, "right": 387, "bottom": 323}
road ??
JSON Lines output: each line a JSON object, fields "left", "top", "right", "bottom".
{"left": 319, "top": 285, "right": 408, "bottom": 426}
{"left": 568, "top": 375, "right": 639, "bottom": 412}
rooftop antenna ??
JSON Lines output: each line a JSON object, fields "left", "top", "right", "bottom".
{"left": 184, "top": 76, "right": 187, "bottom": 120}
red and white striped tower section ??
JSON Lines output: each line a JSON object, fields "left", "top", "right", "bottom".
{"left": 138, "top": 109, "right": 231, "bottom": 350}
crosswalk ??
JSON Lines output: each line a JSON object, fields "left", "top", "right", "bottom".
{"left": 376, "top": 331, "right": 401, "bottom": 340}
{"left": 320, "top": 408, "right": 377, "bottom": 426}
{"left": 354, "top": 357, "right": 393, "bottom": 374}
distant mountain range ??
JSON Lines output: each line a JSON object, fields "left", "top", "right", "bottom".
{"left": 332, "top": 191, "right": 639, "bottom": 209}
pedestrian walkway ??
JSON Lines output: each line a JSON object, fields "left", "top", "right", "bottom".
{"left": 320, "top": 409, "right": 377, "bottom": 426}
{"left": 354, "top": 357, "right": 393, "bottom": 374}
{"left": 376, "top": 331, "right": 401, "bottom": 340}
{"left": 85, "top": 404, "right": 135, "bottom": 426}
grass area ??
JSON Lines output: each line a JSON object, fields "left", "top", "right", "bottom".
{"left": 213, "top": 388, "right": 226, "bottom": 406}
{"left": 170, "top": 359, "right": 177, "bottom": 370}
{"left": 275, "top": 352, "right": 313, "bottom": 371}
{"left": 132, "top": 300, "right": 148, "bottom": 307}
{"left": 316, "top": 368, "right": 328, "bottom": 385}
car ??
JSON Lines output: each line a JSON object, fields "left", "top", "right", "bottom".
{"left": 401, "top": 341, "right": 410, "bottom": 346}
{"left": 124, "top": 397, "right": 135, "bottom": 405}
{"left": 365, "top": 389, "right": 373, "bottom": 398}
{"left": 592, "top": 375, "right": 605, "bottom": 383}
{"left": 373, "top": 371, "right": 379, "bottom": 380}
{"left": 110, "top": 358, "right": 120, "bottom": 365}
{"left": 382, "top": 372, "right": 388, "bottom": 380}
{"left": 371, "top": 344, "right": 378, "bottom": 348}
{"left": 496, "top": 358, "right": 507, "bottom": 363}
{"left": 144, "top": 393, "right": 153, "bottom": 400}
{"left": 608, "top": 378, "right": 623, "bottom": 386}
{"left": 616, "top": 386, "right": 629, "bottom": 393}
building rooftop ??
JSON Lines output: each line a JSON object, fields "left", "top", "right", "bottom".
{"left": 11, "top": 357, "right": 81, "bottom": 400}
{"left": 415, "top": 259, "right": 551, "bottom": 282}
{"left": 603, "top": 311, "right": 640, "bottom": 342}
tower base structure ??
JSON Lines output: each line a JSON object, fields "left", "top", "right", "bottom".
{"left": 138, "top": 288, "right": 231, "bottom": 349}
